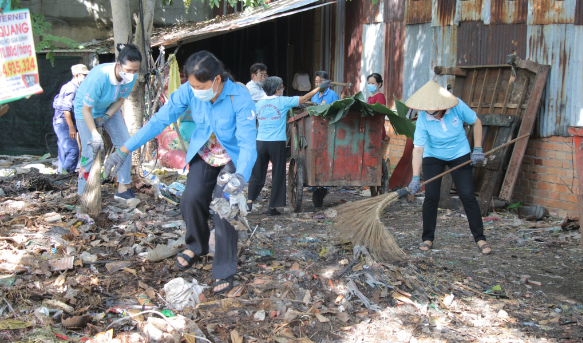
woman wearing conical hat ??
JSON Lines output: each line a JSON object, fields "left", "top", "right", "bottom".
{"left": 405, "top": 81, "right": 491, "bottom": 255}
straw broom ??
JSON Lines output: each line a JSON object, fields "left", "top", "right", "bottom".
{"left": 335, "top": 134, "right": 531, "bottom": 263}
{"left": 80, "top": 125, "right": 104, "bottom": 217}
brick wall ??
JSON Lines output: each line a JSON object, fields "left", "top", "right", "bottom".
{"left": 383, "top": 123, "right": 408, "bottom": 170}
{"left": 512, "top": 136, "right": 579, "bottom": 219}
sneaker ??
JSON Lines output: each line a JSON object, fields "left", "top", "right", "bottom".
{"left": 266, "top": 207, "right": 281, "bottom": 216}
{"left": 114, "top": 189, "right": 141, "bottom": 207}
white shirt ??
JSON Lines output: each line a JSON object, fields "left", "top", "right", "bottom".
{"left": 246, "top": 80, "right": 267, "bottom": 103}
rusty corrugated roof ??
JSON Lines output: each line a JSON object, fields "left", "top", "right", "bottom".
{"left": 151, "top": 0, "right": 330, "bottom": 47}
{"left": 404, "top": 0, "right": 432, "bottom": 25}
{"left": 490, "top": 0, "right": 527, "bottom": 24}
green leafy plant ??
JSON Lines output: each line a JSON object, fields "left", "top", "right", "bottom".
{"left": 11, "top": 0, "right": 80, "bottom": 66}
{"left": 162, "top": 0, "right": 269, "bottom": 11}
{"left": 307, "top": 92, "right": 416, "bottom": 139}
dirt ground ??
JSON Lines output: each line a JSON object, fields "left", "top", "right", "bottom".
{"left": 0, "top": 166, "right": 582, "bottom": 342}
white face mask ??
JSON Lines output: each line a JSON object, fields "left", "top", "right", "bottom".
{"left": 191, "top": 77, "right": 218, "bottom": 102}
{"left": 118, "top": 64, "right": 135, "bottom": 84}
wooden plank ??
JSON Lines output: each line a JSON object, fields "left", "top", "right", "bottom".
{"left": 476, "top": 69, "right": 490, "bottom": 115}
{"left": 468, "top": 70, "right": 478, "bottom": 104}
{"left": 516, "top": 60, "right": 540, "bottom": 74}
{"left": 469, "top": 103, "right": 527, "bottom": 109}
{"left": 476, "top": 120, "right": 517, "bottom": 215}
{"left": 514, "top": 78, "right": 531, "bottom": 121}
{"left": 434, "top": 66, "right": 468, "bottom": 77}
{"left": 477, "top": 114, "right": 515, "bottom": 127}
{"left": 499, "top": 65, "right": 551, "bottom": 201}
{"left": 489, "top": 68, "right": 503, "bottom": 113}
{"left": 501, "top": 73, "right": 516, "bottom": 115}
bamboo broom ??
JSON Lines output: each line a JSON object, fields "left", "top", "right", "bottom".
{"left": 335, "top": 134, "right": 531, "bottom": 263}
{"left": 80, "top": 125, "right": 104, "bottom": 217}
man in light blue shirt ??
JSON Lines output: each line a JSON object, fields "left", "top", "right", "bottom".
{"left": 310, "top": 71, "right": 340, "bottom": 104}
{"left": 247, "top": 76, "right": 328, "bottom": 215}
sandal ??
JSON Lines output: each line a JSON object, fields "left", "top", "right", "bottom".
{"left": 175, "top": 251, "right": 201, "bottom": 271}
{"left": 477, "top": 242, "right": 492, "bottom": 255}
{"left": 213, "top": 275, "right": 234, "bottom": 295}
{"left": 419, "top": 241, "right": 433, "bottom": 251}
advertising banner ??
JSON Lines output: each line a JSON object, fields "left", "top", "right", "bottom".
{"left": 0, "top": 8, "right": 42, "bottom": 104}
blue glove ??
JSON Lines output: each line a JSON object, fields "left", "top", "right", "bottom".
{"left": 407, "top": 176, "right": 422, "bottom": 195}
{"left": 103, "top": 149, "right": 128, "bottom": 179}
{"left": 471, "top": 147, "right": 485, "bottom": 166}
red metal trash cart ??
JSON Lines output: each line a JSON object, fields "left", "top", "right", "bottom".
{"left": 287, "top": 108, "right": 389, "bottom": 212}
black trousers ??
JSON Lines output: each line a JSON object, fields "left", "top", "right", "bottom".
{"left": 422, "top": 153, "right": 486, "bottom": 243}
{"left": 248, "top": 140, "right": 287, "bottom": 207}
{"left": 180, "top": 154, "right": 238, "bottom": 280}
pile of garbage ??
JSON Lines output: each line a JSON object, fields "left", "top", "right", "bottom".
{"left": 0, "top": 155, "right": 582, "bottom": 342}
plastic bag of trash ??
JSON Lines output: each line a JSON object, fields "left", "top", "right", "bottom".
{"left": 164, "top": 278, "right": 206, "bottom": 311}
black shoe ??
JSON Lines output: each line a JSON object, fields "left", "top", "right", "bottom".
{"left": 247, "top": 202, "right": 252, "bottom": 211}
{"left": 266, "top": 207, "right": 281, "bottom": 216}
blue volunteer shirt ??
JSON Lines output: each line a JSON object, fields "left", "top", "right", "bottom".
{"left": 256, "top": 96, "right": 299, "bottom": 141}
{"left": 52, "top": 79, "right": 79, "bottom": 125}
{"left": 73, "top": 63, "right": 137, "bottom": 119}
{"left": 124, "top": 79, "right": 258, "bottom": 182}
{"left": 310, "top": 88, "right": 339, "bottom": 104}
{"left": 413, "top": 98, "right": 477, "bottom": 161}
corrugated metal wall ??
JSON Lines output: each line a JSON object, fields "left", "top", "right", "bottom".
{"left": 339, "top": 0, "right": 582, "bottom": 137}
{"left": 528, "top": 0, "right": 577, "bottom": 25}
{"left": 527, "top": 24, "right": 583, "bottom": 136}
{"left": 457, "top": 21, "right": 527, "bottom": 66}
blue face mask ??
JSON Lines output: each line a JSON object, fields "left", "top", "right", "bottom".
{"left": 191, "top": 77, "right": 218, "bottom": 102}
{"left": 366, "top": 84, "right": 377, "bottom": 93}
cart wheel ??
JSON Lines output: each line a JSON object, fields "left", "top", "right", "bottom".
{"left": 287, "top": 156, "right": 304, "bottom": 213}
{"left": 312, "top": 187, "right": 328, "bottom": 207}
{"left": 379, "top": 158, "right": 390, "bottom": 195}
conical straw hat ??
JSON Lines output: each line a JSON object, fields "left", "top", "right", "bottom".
{"left": 404, "top": 80, "right": 459, "bottom": 111}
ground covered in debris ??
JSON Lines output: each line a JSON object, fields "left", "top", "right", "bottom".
{"left": 0, "top": 160, "right": 582, "bottom": 342}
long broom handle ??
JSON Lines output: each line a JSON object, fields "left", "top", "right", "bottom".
{"left": 419, "top": 133, "right": 530, "bottom": 187}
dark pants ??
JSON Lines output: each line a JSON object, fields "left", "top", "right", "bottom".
{"left": 53, "top": 122, "right": 79, "bottom": 174}
{"left": 248, "top": 140, "right": 286, "bottom": 208}
{"left": 180, "top": 154, "right": 238, "bottom": 280}
{"left": 422, "top": 153, "right": 486, "bottom": 243}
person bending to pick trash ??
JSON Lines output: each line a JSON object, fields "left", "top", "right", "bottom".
{"left": 405, "top": 80, "right": 491, "bottom": 255}
{"left": 73, "top": 43, "right": 142, "bottom": 204}
{"left": 102, "top": 51, "right": 257, "bottom": 295}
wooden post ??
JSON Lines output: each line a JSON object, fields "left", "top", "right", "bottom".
{"left": 499, "top": 65, "right": 550, "bottom": 201}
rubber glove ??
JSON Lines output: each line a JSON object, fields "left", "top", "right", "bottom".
{"left": 88, "top": 133, "right": 104, "bottom": 159}
{"left": 470, "top": 147, "right": 485, "bottom": 166}
{"left": 318, "top": 80, "right": 331, "bottom": 91}
{"left": 103, "top": 149, "right": 128, "bottom": 179}
{"left": 408, "top": 175, "right": 422, "bottom": 195}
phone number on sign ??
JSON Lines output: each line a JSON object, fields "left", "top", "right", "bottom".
{"left": 0, "top": 57, "right": 37, "bottom": 78}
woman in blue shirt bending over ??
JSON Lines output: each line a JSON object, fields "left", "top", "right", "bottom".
{"left": 405, "top": 81, "right": 491, "bottom": 255}
{"left": 74, "top": 44, "right": 141, "bottom": 203}
{"left": 247, "top": 77, "right": 329, "bottom": 215}
{"left": 103, "top": 51, "right": 258, "bottom": 295}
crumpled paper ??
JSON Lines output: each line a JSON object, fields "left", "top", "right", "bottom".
{"left": 164, "top": 277, "right": 206, "bottom": 311}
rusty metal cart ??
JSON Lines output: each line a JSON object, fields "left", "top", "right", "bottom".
{"left": 287, "top": 108, "right": 389, "bottom": 212}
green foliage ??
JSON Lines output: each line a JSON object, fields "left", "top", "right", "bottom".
{"left": 162, "top": 0, "right": 269, "bottom": 11}
{"left": 307, "top": 92, "right": 416, "bottom": 139}
{"left": 12, "top": 0, "right": 80, "bottom": 66}
{"left": 507, "top": 202, "right": 522, "bottom": 210}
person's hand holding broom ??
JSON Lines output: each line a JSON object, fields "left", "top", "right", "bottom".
{"left": 88, "top": 133, "right": 105, "bottom": 159}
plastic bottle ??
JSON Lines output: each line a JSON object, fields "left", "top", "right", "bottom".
{"left": 143, "top": 173, "right": 162, "bottom": 199}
